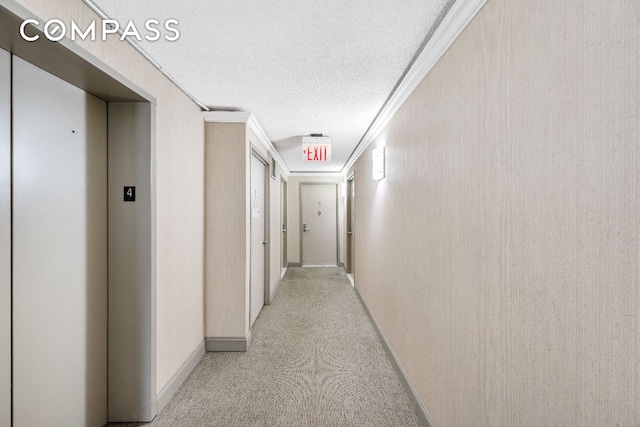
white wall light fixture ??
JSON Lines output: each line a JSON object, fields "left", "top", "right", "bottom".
{"left": 372, "top": 147, "right": 385, "bottom": 180}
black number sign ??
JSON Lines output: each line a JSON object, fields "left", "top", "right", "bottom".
{"left": 124, "top": 186, "right": 136, "bottom": 202}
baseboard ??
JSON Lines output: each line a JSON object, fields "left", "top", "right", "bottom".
{"left": 205, "top": 331, "right": 252, "bottom": 352}
{"left": 346, "top": 273, "right": 354, "bottom": 287}
{"left": 288, "top": 262, "right": 302, "bottom": 267}
{"left": 354, "top": 286, "right": 437, "bottom": 427}
{"left": 270, "top": 277, "right": 281, "bottom": 304}
{"left": 156, "top": 340, "right": 206, "bottom": 414}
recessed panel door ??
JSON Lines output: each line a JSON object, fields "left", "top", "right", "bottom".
{"left": 250, "top": 153, "right": 267, "bottom": 326}
{"left": 12, "top": 56, "right": 108, "bottom": 427}
{"left": 301, "top": 183, "right": 338, "bottom": 266}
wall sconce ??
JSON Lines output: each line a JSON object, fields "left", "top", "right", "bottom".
{"left": 372, "top": 147, "right": 385, "bottom": 180}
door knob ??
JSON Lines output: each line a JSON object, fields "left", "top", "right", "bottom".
{"left": 263, "top": 240, "right": 268, "bottom": 245}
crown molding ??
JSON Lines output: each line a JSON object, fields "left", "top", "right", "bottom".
{"left": 203, "top": 111, "right": 290, "bottom": 175}
{"left": 288, "top": 172, "right": 344, "bottom": 178}
{"left": 247, "top": 115, "right": 290, "bottom": 175}
{"left": 342, "top": 0, "right": 488, "bottom": 174}
{"left": 203, "top": 111, "right": 251, "bottom": 123}
{"left": 79, "top": 0, "right": 207, "bottom": 110}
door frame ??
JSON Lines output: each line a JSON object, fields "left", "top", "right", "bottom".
{"left": 299, "top": 182, "right": 339, "bottom": 266}
{"left": 249, "top": 148, "right": 269, "bottom": 325}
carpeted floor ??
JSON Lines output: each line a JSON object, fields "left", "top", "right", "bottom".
{"left": 111, "top": 267, "right": 421, "bottom": 427}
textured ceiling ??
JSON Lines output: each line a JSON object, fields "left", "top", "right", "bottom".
{"left": 89, "top": 0, "right": 451, "bottom": 172}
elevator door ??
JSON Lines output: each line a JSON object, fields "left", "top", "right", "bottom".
{"left": 0, "top": 48, "right": 10, "bottom": 427}
{"left": 12, "top": 56, "right": 108, "bottom": 426}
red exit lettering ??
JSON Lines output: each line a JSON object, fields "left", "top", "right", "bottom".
{"left": 302, "top": 144, "right": 331, "bottom": 162}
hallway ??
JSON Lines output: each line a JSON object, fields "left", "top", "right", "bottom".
{"left": 113, "top": 268, "right": 421, "bottom": 427}
{"left": 2, "top": 1, "right": 638, "bottom": 425}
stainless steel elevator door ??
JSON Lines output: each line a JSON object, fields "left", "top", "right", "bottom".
{"left": 12, "top": 55, "right": 108, "bottom": 427}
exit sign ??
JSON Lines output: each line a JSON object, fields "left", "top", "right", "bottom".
{"left": 302, "top": 144, "right": 331, "bottom": 162}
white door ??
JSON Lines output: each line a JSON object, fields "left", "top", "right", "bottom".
{"left": 0, "top": 48, "right": 10, "bottom": 427}
{"left": 250, "top": 153, "right": 267, "bottom": 326}
{"left": 12, "top": 56, "right": 108, "bottom": 426}
{"left": 301, "top": 184, "right": 338, "bottom": 266}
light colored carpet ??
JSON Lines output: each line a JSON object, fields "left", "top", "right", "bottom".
{"left": 111, "top": 267, "right": 421, "bottom": 427}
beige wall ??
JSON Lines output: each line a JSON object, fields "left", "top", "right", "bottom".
{"left": 15, "top": 0, "right": 205, "bottom": 394}
{"left": 287, "top": 175, "right": 346, "bottom": 266}
{"left": 205, "top": 122, "right": 288, "bottom": 336}
{"left": 269, "top": 162, "right": 287, "bottom": 301}
{"left": 205, "top": 122, "right": 248, "bottom": 338}
{"left": 349, "top": 0, "right": 640, "bottom": 425}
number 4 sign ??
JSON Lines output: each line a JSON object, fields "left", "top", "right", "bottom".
{"left": 124, "top": 186, "right": 136, "bottom": 202}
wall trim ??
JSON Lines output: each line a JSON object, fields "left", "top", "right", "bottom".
{"left": 288, "top": 262, "right": 302, "bottom": 268}
{"left": 206, "top": 332, "right": 252, "bottom": 352}
{"left": 247, "top": 114, "right": 290, "bottom": 175}
{"left": 289, "top": 172, "right": 344, "bottom": 177}
{"left": 342, "top": 0, "right": 488, "bottom": 174}
{"left": 203, "top": 110, "right": 251, "bottom": 123}
{"left": 203, "top": 111, "right": 290, "bottom": 175}
{"left": 354, "top": 286, "right": 437, "bottom": 427}
{"left": 156, "top": 340, "right": 206, "bottom": 414}
{"left": 268, "top": 277, "right": 281, "bottom": 304}
{"left": 80, "top": 0, "right": 206, "bottom": 110}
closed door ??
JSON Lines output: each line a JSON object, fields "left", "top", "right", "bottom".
{"left": 301, "top": 184, "right": 338, "bottom": 266}
{"left": 280, "top": 178, "right": 287, "bottom": 273}
{"left": 346, "top": 176, "right": 355, "bottom": 275}
{"left": 12, "top": 56, "right": 108, "bottom": 426}
{"left": 250, "top": 153, "right": 267, "bottom": 326}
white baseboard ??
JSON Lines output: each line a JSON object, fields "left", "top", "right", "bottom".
{"left": 270, "top": 278, "right": 282, "bottom": 304}
{"left": 156, "top": 340, "right": 206, "bottom": 414}
{"left": 354, "top": 286, "right": 437, "bottom": 427}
